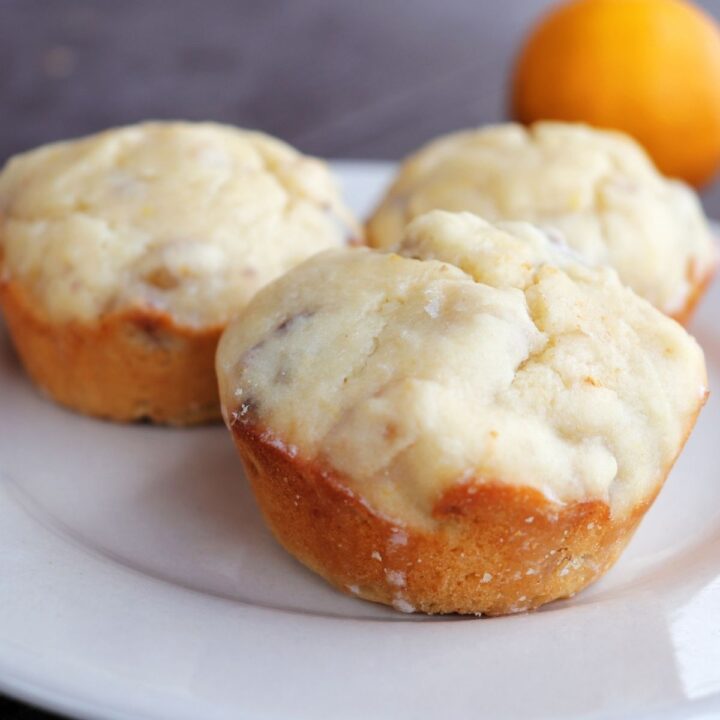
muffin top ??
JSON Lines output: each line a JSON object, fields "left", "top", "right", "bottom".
{"left": 217, "top": 211, "right": 707, "bottom": 527}
{"left": 368, "top": 122, "right": 717, "bottom": 316}
{"left": 0, "top": 122, "right": 359, "bottom": 327}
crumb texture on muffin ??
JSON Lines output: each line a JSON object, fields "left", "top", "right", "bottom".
{"left": 218, "top": 211, "right": 707, "bottom": 527}
{"left": 0, "top": 121, "right": 359, "bottom": 328}
{"left": 367, "top": 122, "right": 718, "bottom": 317}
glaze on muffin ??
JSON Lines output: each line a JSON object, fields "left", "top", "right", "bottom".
{"left": 368, "top": 122, "right": 717, "bottom": 322}
{"left": 217, "top": 211, "right": 707, "bottom": 615}
{"left": 0, "top": 122, "right": 360, "bottom": 423}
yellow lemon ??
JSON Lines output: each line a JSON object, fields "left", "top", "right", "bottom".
{"left": 512, "top": 0, "right": 720, "bottom": 187}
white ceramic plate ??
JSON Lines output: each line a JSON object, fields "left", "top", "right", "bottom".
{"left": 1, "top": 161, "right": 719, "bottom": 720}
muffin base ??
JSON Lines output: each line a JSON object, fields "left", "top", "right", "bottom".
{"left": 673, "top": 264, "right": 717, "bottom": 326}
{"left": 227, "top": 411, "right": 704, "bottom": 616}
{"left": 0, "top": 281, "right": 222, "bottom": 425}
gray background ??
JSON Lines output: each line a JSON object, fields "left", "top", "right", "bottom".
{"left": 3, "top": 0, "right": 720, "bottom": 211}
{"left": 1, "top": 0, "right": 719, "bottom": 718}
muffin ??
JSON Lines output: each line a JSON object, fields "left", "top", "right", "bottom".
{"left": 368, "top": 122, "right": 718, "bottom": 322}
{"left": 216, "top": 210, "right": 707, "bottom": 616}
{"left": 0, "top": 121, "right": 360, "bottom": 424}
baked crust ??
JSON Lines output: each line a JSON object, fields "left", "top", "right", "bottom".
{"left": 672, "top": 261, "right": 717, "bottom": 326}
{"left": 228, "top": 411, "right": 701, "bottom": 616}
{"left": 0, "top": 279, "right": 222, "bottom": 425}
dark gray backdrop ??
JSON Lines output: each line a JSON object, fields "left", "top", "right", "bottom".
{"left": 1, "top": 1, "right": 719, "bottom": 718}
{"left": 3, "top": 0, "right": 720, "bottom": 208}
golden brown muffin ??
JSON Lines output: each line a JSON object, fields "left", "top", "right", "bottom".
{"left": 0, "top": 122, "right": 360, "bottom": 424}
{"left": 368, "top": 122, "right": 718, "bottom": 323}
{"left": 216, "top": 211, "right": 708, "bottom": 615}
